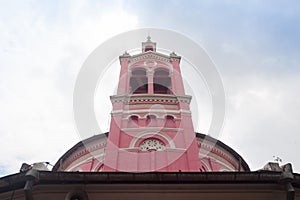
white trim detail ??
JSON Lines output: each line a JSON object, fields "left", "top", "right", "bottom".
{"left": 130, "top": 51, "right": 172, "bottom": 63}
{"left": 67, "top": 153, "right": 105, "bottom": 171}
{"left": 129, "top": 132, "right": 176, "bottom": 148}
{"left": 128, "top": 53, "right": 174, "bottom": 74}
{"left": 121, "top": 127, "right": 183, "bottom": 132}
{"left": 122, "top": 114, "right": 182, "bottom": 120}
{"left": 201, "top": 159, "right": 212, "bottom": 171}
{"left": 110, "top": 94, "right": 191, "bottom": 104}
{"left": 119, "top": 147, "right": 186, "bottom": 152}
{"left": 197, "top": 139, "right": 237, "bottom": 163}
{"left": 124, "top": 114, "right": 143, "bottom": 120}
{"left": 200, "top": 154, "right": 235, "bottom": 171}
{"left": 112, "top": 109, "right": 191, "bottom": 115}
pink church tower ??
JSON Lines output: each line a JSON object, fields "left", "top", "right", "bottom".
{"left": 103, "top": 37, "right": 202, "bottom": 172}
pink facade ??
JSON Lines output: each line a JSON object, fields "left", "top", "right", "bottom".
{"left": 104, "top": 37, "right": 201, "bottom": 172}
{"left": 53, "top": 38, "right": 250, "bottom": 173}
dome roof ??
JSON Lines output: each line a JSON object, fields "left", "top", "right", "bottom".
{"left": 53, "top": 133, "right": 250, "bottom": 172}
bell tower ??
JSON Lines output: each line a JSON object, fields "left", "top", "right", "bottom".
{"left": 103, "top": 37, "right": 201, "bottom": 172}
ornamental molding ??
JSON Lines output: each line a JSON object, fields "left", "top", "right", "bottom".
{"left": 67, "top": 153, "right": 105, "bottom": 171}
{"left": 110, "top": 94, "right": 192, "bottom": 104}
{"left": 198, "top": 140, "right": 236, "bottom": 163}
{"left": 63, "top": 142, "right": 106, "bottom": 170}
{"left": 119, "top": 57, "right": 131, "bottom": 62}
{"left": 130, "top": 51, "right": 172, "bottom": 63}
{"left": 111, "top": 109, "right": 191, "bottom": 115}
{"left": 201, "top": 159, "right": 212, "bottom": 171}
{"left": 199, "top": 149, "right": 235, "bottom": 171}
{"left": 170, "top": 57, "right": 181, "bottom": 62}
{"left": 122, "top": 113, "right": 181, "bottom": 120}
{"left": 127, "top": 104, "right": 178, "bottom": 110}
{"left": 204, "top": 154, "right": 235, "bottom": 171}
{"left": 128, "top": 58, "right": 173, "bottom": 75}
{"left": 121, "top": 127, "right": 184, "bottom": 132}
{"left": 197, "top": 139, "right": 239, "bottom": 169}
{"left": 139, "top": 138, "right": 166, "bottom": 151}
{"left": 119, "top": 55, "right": 131, "bottom": 62}
{"left": 119, "top": 147, "right": 186, "bottom": 152}
{"left": 144, "top": 60, "right": 157, "bottom": 67}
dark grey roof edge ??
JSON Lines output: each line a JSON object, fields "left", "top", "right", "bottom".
{"left": 1, "top": 171, "right": 300, "bottom": 194}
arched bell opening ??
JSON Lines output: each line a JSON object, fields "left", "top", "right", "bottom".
{"left": 130, "top": 69, "right": 148, "bottom": 94}
{"left": 153, "top": 69, "right": 172, "bottom": 94}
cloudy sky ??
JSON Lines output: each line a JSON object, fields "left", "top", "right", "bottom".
{"left": 0, "top": 0, "right": 300, "bottom": 176}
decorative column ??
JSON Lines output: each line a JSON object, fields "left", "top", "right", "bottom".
{"left": 147, "top": 69, "right": 154, "bottom": 94}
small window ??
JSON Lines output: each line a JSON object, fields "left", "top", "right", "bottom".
{"left": 128, "top": 115, "right": 139, "bottom": 127}
{"left": 165, "top": 115, "right": 175, "bottom": 128}
{"left": 146, "top": 115, "right": 157, "bottom": 127}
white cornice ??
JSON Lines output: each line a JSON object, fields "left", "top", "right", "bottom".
{"left": 131, "top": 51, "right": 172, "bottom": 62}
{"left": 121, "top": 127, "right": 184, "bottom": 132}
{"left": 110, "top": 94, "right": 192, "bottom": 104}
{"left": 111, "top": 109, "right": 191, "bottom": 115}
{"left": 120, "top": 50, "right": 181, "bottom": 63}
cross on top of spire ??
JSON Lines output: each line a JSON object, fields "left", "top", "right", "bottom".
{"left": 147, "top": 36, "right": 151, "bottom": 42}
{"left": 142, "top": 36, "right": 156, "bottom": 53}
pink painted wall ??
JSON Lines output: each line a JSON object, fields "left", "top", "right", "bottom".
{"left": 103, "top": 40, "right": 202, "bottom": 172}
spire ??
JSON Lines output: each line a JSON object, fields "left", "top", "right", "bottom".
{"left": 142, "top": 36, "right": 156, "bottom": 53}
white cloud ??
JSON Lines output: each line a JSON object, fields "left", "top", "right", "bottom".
{"left": 0, "top": 0, "right": 299, "bottom": 176}
{"left": 221, "top": 73, "right": 300, "bottom": 171}
{"left": 0, "top": 1, "right": 138, "bottom": 176}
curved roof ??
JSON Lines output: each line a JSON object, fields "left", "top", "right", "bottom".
{"left": 52, "top": 133, "right": 108, "bottom": 171}
{"left": 52, "top": 132, "right": 250, "bottom": 172}
{"left": 195, "top": 133, "right": 250, "bottom": 171}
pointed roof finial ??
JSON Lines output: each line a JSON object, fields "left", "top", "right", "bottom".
{"left": 123, "top": 51, "right": 130, "bottom": 56}
{"left": 147, "top": 35, "right": 151, "bottom": 42}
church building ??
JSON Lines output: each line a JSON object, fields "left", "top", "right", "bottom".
{"left": 0, "top": 37, "right": 299, "bottom": 200}
{"left": 53, "top": 36, "right": 249, "bottom": 173}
